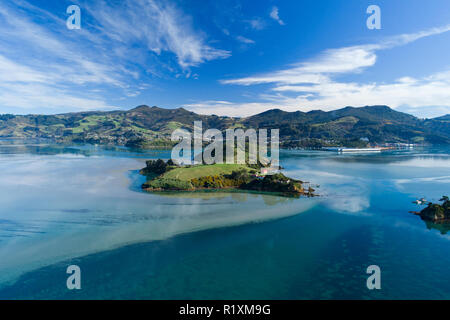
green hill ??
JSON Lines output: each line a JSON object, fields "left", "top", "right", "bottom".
{"left": 433, "top": 114, "right": 450, "bottom": 121}
{"left": 0, "top": 105, "right": 448, "bottom": 147}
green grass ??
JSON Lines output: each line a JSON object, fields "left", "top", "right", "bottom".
{"left": 164, "top": 121, "right": 184, "bottom": 130}
{"left": 146, "top": 178, "right": 193, "bottom": 190}
{"left": 227, "top": 123, "right": 246, "bottom": 129}
{"left": 72, "top": 116, "right": 100, "bottom": 133}
{"left": 162, "top": 164, "right": 252, "bottom": 181}
{"left": 311, "top": 116, "right": 359, "bottom": 128}
{"left": 72, "top": 115, "right": 123, "bottom": 133}
{"left": 130, "top": 125, "right": 156, "bottom": 135}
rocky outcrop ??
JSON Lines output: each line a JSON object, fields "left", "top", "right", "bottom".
{"left": 416, "top": 196, "right": 450, "bottom": 223}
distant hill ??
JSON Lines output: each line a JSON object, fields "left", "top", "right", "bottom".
{"left": 0, "top": 105, "right": 449, "bottom": 147}
{"left": 433, "top": 114, "right": 450, "bottom": 121}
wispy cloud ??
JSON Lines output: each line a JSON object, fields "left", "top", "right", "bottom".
{"left": 0, "top": 0, "right": 230, "bottom": 113}
{"left": 0, "top": 82, "right": 116, "bottom": 112}
{"left": 86, "top": 0, "right": 230, "bottom": 69}
{"left": 220, "top": 46, "right": 377, "bottom": 86}
{"left": 245, "top": 17, "right": 266, "bottom": 30}
{"left": 0, "top": 56, "right": 49, "bottom": 84}
{"left": 0, "top": 1, "right": 122, "bottom": 112}
{"left": 236, "top": 35, "right": 255, "bottom": 44}
{"left": 222, "top": 24, "right": 450, "bottom": 86}
{"left": 184, "top": 100, "right": 279, "bottom": 117}
{"left": 0, "top": 2, "right": 122, "bottom": 87}
{"left": 199, "top": 25, "right": 450, "bottom": 117}
{"left": 269, "top": 6, "right": 285, "bottom": 26}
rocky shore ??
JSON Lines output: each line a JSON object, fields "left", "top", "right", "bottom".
{"left": 414, "top": 196, "right": 450, "bottom": 223}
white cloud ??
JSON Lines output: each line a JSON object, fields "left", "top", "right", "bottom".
{"left": 236, "top": 35, "right": 255, "bottom": 44}
{"left": 87, "top": 0, "right": 230, "bottom": 69}
{"left": 269, "top": 6, "right": 285, "bottom": 26}
{"left": 222, "top": 25, "right": 450, "bottom": 86}
{"left": 187, "top": 69, "right": 450, "bottom": 118}
{"left": 0, "top": 3, "right": 122, "bottom": 87}
{"left": 184, "top": 100, "right": 280, "bottom": 117}
{"left": 0, "top": 82, "right": 117, "bottom": 112}
{"left": 204, "top": 24, "right": 450, "bottom": 118}
{"left": 0, "top": 56, "right": 49, "bottom": 83}
{"left": 246, "top": 18, "right": 266, "bottom": 30}
{"left": 0, "top": 1, "right": 122, "bottom": 112}
{"left": 0, "top": 0, "right": 230, "bottom": 113}
{"left": 220, "top": 46, "right": 378, "bottom": 86}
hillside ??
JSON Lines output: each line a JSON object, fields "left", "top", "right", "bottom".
{"left": 243, "top": 105, "right": 450, "bottom": 146}
{"left": 434, "top": 114, "right": 450, "bottom": 121}
{"left": 0, "top": 105, "right": 449, "bottom": 147}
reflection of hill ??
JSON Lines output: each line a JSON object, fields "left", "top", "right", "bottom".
{"left": 0, "top": 140, "right": 90, "bottom": 156}
{"left": 423, "top": 221, "right": 450, "bottom": 235}
{"left": 151, "top": 191, "right": 243, "bottom": 200}
{"left": 261, "top": 194, "right": 293, "bottom": 206}
{"left": 149, "top": 189, "right": 294, "bottom": 206}
{"left": 280, "top": 147, "right": 450, "bottom": 166}
{"left": 327, "top": 153, "right": 450, "bottom": 165}
{"left": 0, "top": 139, "right": 172, "bottom": 159}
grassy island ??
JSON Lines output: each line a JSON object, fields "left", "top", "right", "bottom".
{"left": 140, "top": 159, "right": 316, "bottom": 197}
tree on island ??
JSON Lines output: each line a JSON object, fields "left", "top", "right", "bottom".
{"left": 418, "top": 196, "right": 450, "bottom": 223}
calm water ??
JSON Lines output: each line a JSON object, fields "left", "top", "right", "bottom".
{"left": 0, "top": 140, "right": 449, "bottom": 299}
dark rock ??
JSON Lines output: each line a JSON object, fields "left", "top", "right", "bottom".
{"left": 416, "top": 196, "right": 450, "bottom": 223}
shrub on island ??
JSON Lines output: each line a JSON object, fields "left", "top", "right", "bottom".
{"left": 418, "top": 196, "right": 450, "bottom": 223}
{"left": 140, "top": 159, "right": 315, "bottom": 197}
{"left": 140, "top": 159, "right": 177, "bottom": 175}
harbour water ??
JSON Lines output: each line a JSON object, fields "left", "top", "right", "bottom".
{"left": 0, "top": 140, "right": 449, "bottom": 299}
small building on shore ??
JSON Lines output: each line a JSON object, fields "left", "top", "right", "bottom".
{"left": 261, "top": 167, "right": 280, "bottom": 175}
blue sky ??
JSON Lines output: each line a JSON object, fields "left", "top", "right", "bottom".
{"left": 0, "top": 0, "right": 449, "bottom": 118}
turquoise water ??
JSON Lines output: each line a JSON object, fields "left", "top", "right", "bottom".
{"left": 0, "top": 140, "right": 449, "bottom": 299}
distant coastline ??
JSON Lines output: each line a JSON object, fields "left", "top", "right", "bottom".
{"left": 1, "top": 105, "right": 449, "bottom": 148}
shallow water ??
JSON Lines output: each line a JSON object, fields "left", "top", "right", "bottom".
{"left": 0, "top": 140, "right": 449, "bottom": 299}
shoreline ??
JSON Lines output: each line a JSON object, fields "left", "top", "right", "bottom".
{"left": 140, "top": 160, "right": 317, "bottom": 198}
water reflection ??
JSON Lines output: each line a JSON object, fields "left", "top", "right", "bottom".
{"left": 150, "top": 190, "right": 295, "bottom": 206}
{"left": 423, "top": 221, "right": 450, "bottom": 235}
{"left": 0, "top": 145, "right": 315, "bottom": 285}
{"left": 0, "top": 141, "right": 449, "bottom": 299}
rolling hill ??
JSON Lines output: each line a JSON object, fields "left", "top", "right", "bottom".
{"left": 0, "top": 105, "right": 448, "bottom": 147}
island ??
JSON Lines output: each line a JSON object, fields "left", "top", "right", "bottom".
{"left": 414, "top": 196, "right": 450, "bottom": 223}
{"left": 140, "top": 159, "right": 316, "bottom": 198}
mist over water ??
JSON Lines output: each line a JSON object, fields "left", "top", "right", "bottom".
{"left": 0, "top": 140, "right": 449, "bottom": 299}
